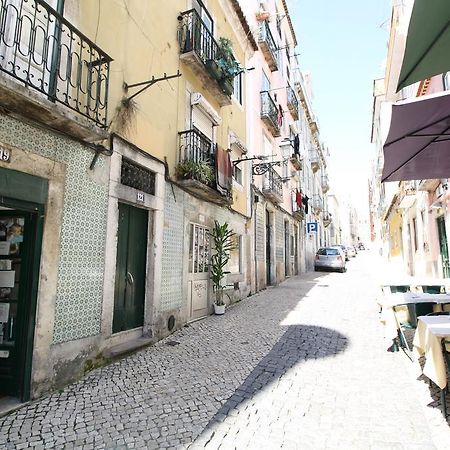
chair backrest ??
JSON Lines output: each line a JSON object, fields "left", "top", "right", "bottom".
{"left": 389, "top": 285, "right": 410, "bottom": 293}
{"left": 421, "top": 285, "right": 444, "bottom": 294}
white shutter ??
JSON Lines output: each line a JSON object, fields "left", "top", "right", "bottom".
{"left": 192, "top": 106, "right": 213, "bottom": 140}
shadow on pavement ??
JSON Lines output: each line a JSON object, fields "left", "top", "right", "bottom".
{"left": 191, "top": 324, "right": 348, "bottom": 447}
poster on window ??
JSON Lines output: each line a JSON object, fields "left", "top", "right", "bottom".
{"left": 0, "top": 218, "right": 24, "bottom": 256}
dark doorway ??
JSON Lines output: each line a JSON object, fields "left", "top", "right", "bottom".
{"left": 266, "top": 210, "right": 271, "bottom": 285}
{"left": 0, "top": 200, "right": 43, "bottom": 401}
{"left": 113, "top": 203, "right": 148, "bottom": 333}
{"left": 437, "top": 216, "right": 450, "bottom": 278}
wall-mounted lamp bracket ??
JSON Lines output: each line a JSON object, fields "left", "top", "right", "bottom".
{"left": 124, "top": 71, "right": 182, "bottom": 102}
{"left": 252, "top": 161, "right": 282, "bottom": 175}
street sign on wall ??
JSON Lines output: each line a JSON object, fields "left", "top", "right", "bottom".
{"left": 307, "top": 222, "right": 318, "bottom": 233}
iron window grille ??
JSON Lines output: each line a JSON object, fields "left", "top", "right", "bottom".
{"left": 0, "top": 0, "right": 112, "bottom": 127}
{"left": 121, "top": 158, "right": 156, "bottom": 196}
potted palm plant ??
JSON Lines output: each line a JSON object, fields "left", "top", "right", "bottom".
{"left": 209, "top": 220, "right": 236, "bottom": 315}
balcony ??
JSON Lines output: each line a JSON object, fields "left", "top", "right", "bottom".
{"left": 0, "top": 0, "right": 112, "bottom": 137}
{"left": 311, "top": 195, "right": 323, "bottom": 214}
{"left": 290, "top": 154, "right": 302, "bottom": 171}
{"left": 322, "top": 211, "right": 332, "bottom": 227}
{"left": 262, "top": 167, "right": 283, "bottom": 204}
{"left": 178, "top": 9, "right": 238, "bottom": 106}
{"left": 177, "top": 129, "right": 232, "bottom": 206}
{"left": 286, "top": 86, "right": 299, "bottom": 120}
{"left": 321, "top": 175, "right": 330, "bottom": 193}
{"left": 260, "top": 91, "right": 281, "bottom": 137}
{"left": 292, "top": 199, "right": 305, "bottom": 221}
{"left": 309, "top": 150, "right": 320, "bottom": 172}
{"left": 258, "top": 21, "right": 278, "bottom": 71}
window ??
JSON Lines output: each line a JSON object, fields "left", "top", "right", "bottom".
{"left": 226, "top": 235, "right": 242, "bottom": 273}
{"left": 189, "top": 224, "right": 210, "bottom": 273}
{"left": 233, "top": 164, "right": 243, "bottom": 185}
{"left": 262, "top": 71, "right": 270, "bottom": 92}
{"left": 233, "top": 72, "right": 243, "bottom": 104}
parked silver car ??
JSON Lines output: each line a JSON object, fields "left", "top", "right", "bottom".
{"left": 314, "top": 247, "right": 346, "bottom": 272}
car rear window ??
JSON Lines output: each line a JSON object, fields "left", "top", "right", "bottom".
{"left": 317, "top": 248, "right": 339, "bottom": 256}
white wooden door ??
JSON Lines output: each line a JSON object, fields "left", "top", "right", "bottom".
{"left": 187, "top": 223, "right": 210, "bottom": 320}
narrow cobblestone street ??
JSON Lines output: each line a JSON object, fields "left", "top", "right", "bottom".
{"left": 1, "top": 251, "right": 450, "bottom": 449}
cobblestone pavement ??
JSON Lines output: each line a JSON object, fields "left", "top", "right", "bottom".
{"left": 1, "top": 252, "right": 450, "bottom": 449}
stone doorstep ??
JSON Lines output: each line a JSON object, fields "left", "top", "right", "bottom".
{"left": 102, "top": 336, "right": 154, "bottom": 360}
{"left": 0, "top": 396, "right": 28, "bottom": 418}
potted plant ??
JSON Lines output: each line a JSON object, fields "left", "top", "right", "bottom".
{"left": 175, "top": 159, "right": 214, "bottom": 185}
{"left": 209, "top": 220, "right": 236, "bottom": 315}
{"left": 216, "top": 37, "right": 243, "bottom": 96}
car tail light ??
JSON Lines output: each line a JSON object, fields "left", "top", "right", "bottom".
{"left": 337, "top": 256, "right": 342, "bottom": 261}
{"left": 315, "top": 255, "right": 320, "bottom": 260}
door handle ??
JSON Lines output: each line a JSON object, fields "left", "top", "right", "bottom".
{"left": 126, "top": 272, "right": 134, "bottom": 285}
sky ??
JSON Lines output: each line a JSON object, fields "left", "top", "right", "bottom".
{"left": 289, "top": 0, "right": 391, "bottom": 212}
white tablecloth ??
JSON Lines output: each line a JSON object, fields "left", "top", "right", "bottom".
{"left": 379, "top": 293, "right": 450, "bottom": 340}
{"left": 413, "top": 316, "right": 450, "bottom": 389}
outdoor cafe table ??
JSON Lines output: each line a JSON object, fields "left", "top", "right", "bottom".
{"left": 379, "top": 292, "right": 450, "bottom": 341}
{"left": 413, "top": 315, "right": 450, "bottom": 390}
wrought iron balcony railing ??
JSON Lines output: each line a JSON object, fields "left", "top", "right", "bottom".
{"left": 260, "top": 91, "right": 280, "bottom": 136}
{"left": 0, "top": 0, "right": 112, "bottom": 127}
{"left": 263, "top": 166, "right": 283, "bottom": 202}
{"left": 309, "top": 149, "right": 320, "bottom": 172}
{"left": 258, "top": 20, "right": 278, "bottom": 71}
{"left": 312, "top": 195, "right": 323, "bottom": 212}
{"left": 287, "top": 86, "right": 299, "bottom": 119}
{"left": 179, "top": 129, "right": 215, "bottom": 165}
{"left": 178, "top": 9, "right": 239, "bottom": 99}
{"left": 321, "top": 174, "right": 330, "bottom": 193}
{"left": 178, "top": 9, "right": 219, "bottom": 66}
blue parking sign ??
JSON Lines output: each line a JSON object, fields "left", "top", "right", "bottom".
{"left": 307, "top": 222, "right": 318, "bottom": 233}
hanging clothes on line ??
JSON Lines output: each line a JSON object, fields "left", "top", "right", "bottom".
{"left": 277, "top": 104, "right": 284, "bottom": 127}
{"left": 296, "top": 190, "right": 302, "bottom": 207}
{"left": 302, "top": 195, "right": 309, "bottom": 214}
{"left": 293, "top": 134, "right": 300, "bottom": 155}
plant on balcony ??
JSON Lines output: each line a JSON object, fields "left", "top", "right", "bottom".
{"left": 216, "top": 37, "right": 243, "bottom": 94}
{"left": 209, "top": 221, "right": 236, "bottom": 314}
{"left": 175, "top": 159, "right": 214, "bottom": 185}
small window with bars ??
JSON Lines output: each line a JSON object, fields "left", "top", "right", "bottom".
{"left": 121, "top": 158, "right": 156, "bottom": 195}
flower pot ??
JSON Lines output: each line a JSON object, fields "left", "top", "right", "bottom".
{"left": 206, "top": 59, "right": 223, "bottom": 81}
{"left": 220, "top": 78, "right": 234, "bottom": 96}
{"left": 256, "top": 11, "right": 270, "bottom": 21}
{"left": 213, "top": 303, "right": 226, "bottom": 315}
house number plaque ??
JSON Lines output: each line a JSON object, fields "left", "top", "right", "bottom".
{"left": 0, "top": 146, "right": 11, "bottom": 163}
{"left": 136, "top": 192, "right": 145, "bottom": 202}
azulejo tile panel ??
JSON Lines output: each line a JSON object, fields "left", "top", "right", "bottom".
{"left": 0, "top": 114, "right": 108, "bottom": 343}
{"left": 160, "top": 185, "right": 185, "bottom": 312}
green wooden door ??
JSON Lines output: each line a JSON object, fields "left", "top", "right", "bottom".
{"left": 437, "top": 216, "right": 450, "bottom": 278}
{"left": 0, "top": 207, "right": 42, "bottom": 400}
{"left": 113, "top": 203, "right": 148, "bottom": 333}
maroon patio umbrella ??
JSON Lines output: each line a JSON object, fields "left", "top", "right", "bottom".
{"left": 382, "top": 92, "right": 450, "bottom": 182}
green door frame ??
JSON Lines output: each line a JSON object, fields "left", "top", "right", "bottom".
{"left": 0, "top": 196, "right": 44, "bottom": 401}
{"left": 437, "top": 216, "right": 450, "bottom": 278}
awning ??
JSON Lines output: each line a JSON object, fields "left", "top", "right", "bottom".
{"left": 382, "top": 91, "right": 450, "bottom": 182}
{"left": 397, "top": 0, "right": 450, "bottom": 92}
